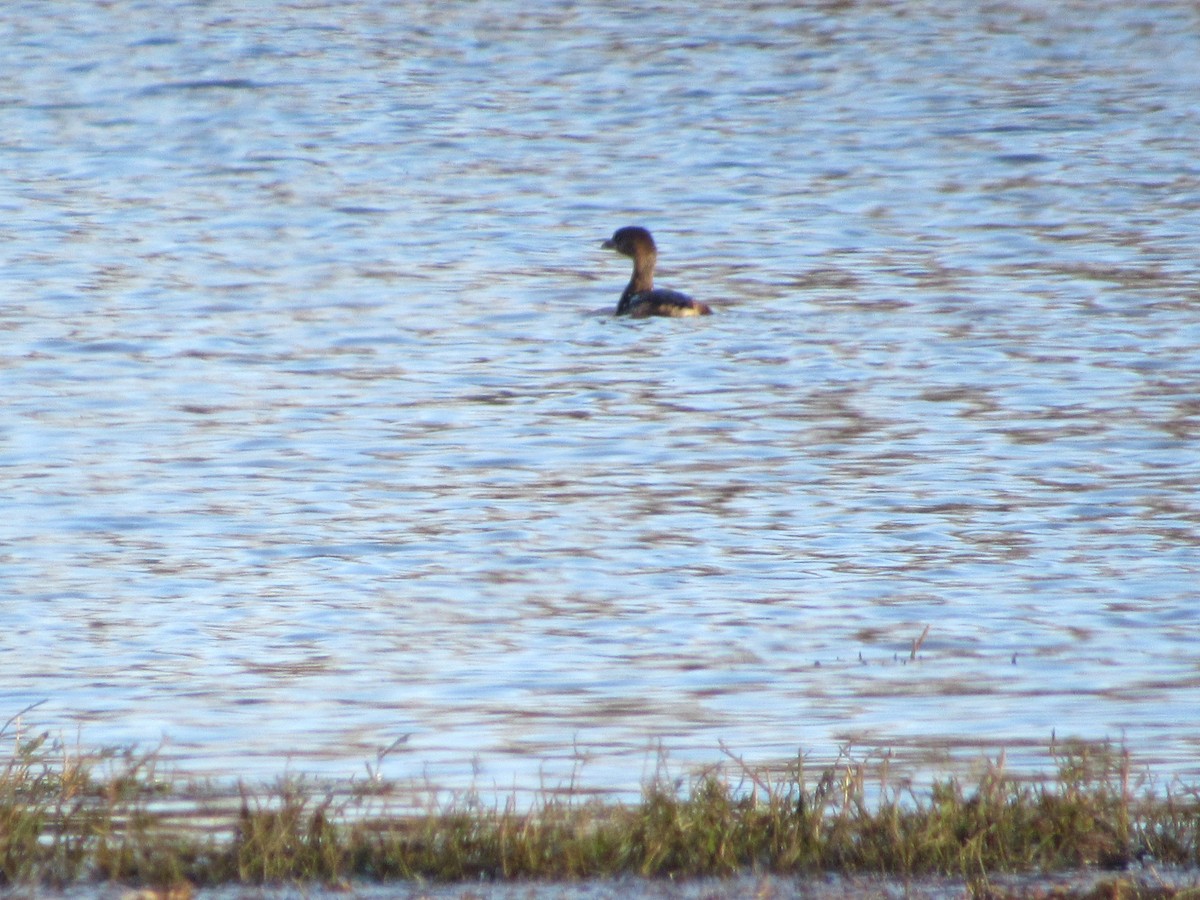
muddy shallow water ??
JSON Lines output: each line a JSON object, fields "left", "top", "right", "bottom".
{"left": 30, "top": 868, "right": 1200, "bottom": 900}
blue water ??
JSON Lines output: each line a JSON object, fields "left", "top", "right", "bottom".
{"left": 3, "top": 0, "right": 1199, "bottom": 795}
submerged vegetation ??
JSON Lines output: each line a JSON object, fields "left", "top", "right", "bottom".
{"left": 2, "top": 720, "right": 1200, "bottom": 896}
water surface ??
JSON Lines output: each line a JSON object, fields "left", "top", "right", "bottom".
{"left": 2, "top": 0, "right": 1199, "bottom": 794}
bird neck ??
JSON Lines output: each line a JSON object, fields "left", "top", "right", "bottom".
{"left": 628, "top": 252, "right": 656, "bottom": 294}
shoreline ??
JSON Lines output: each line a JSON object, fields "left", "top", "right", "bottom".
{"left": 3, "top": 730, "right": 1199, "bottom": 897}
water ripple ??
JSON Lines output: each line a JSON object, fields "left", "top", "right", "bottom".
{"left": 2, "top": 0, "right": 1199, "bottom": 793}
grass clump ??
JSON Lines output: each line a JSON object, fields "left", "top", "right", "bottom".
{"left": 2, "top": 719, "right": 1199, "bottom": 893}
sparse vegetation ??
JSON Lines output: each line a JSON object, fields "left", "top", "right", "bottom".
{"left": 2, "top": 717, "right": 1199, "bottom": 896}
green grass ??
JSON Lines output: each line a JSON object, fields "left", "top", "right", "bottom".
{"left": 2, "top": 723, "right": 1199, "bottom": 896}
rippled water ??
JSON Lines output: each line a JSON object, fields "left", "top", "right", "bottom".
{"left": 3, "top": 0, "right": 1199, "bottom": 794}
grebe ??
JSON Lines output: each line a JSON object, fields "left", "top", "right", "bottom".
{"left": 601, "top": 226, "right": 712, "bottom": 318}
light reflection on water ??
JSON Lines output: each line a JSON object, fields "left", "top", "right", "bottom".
{"left": 2, "top": 0, "right": 1199, "bottom": 794}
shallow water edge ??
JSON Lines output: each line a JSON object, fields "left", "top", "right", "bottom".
{"left": 25, "top": 870, "right": 1200, "bottom": 900}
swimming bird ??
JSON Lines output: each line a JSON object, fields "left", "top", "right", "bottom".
{"left": 601, "top": 226, "right": 713, "bottom": 318}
